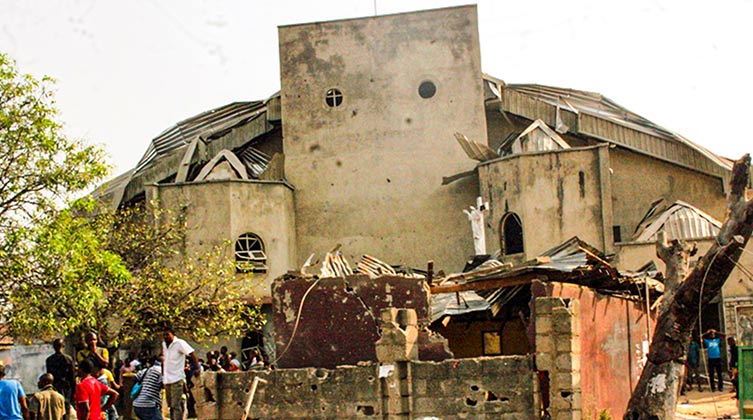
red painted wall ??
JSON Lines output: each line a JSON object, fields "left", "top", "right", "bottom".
{"left": 549, "top": 283, "right": 656, "bottom": 418}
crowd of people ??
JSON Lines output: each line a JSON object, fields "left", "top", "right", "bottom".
{"left": 681, "top": 329, "right": 740, "bottom": 398}
{"left": 0, "top": 327, "right": 222, "bottom": 420}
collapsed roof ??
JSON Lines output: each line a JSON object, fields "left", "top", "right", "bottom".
{"left": 429, "top": 236, "right": 663, "bottom": 322}
{"left": 632, "top": 199, "right": 722, "bottom": 243}
{"left": 483, "top": 76, "right": 733, "bottom": 186}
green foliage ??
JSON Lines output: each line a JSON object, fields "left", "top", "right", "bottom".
{"left": 0, "top": 53, "right": 108, "bottom": 229}
{"left": 598, "top": 409, "right": 612, "bottom": 420}
{"left": 6, "top": 202, "right": 262, "bottom": 346}
{"left": 0, "top": 53, "right": 262, "bottom": 345}
{"left": 0, "top": 52, "right": 109, "bottom": 339}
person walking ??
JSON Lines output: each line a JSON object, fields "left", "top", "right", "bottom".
{"left": 45, "top": 339, "right": 74, "bottom": 419}
{"left": 162, "top": 326, "right": 200, "bottom": 420}
{"left": 703, "top": 329, "right": 725, "bottom": 392}
{"left": 133, "top": 356, "right": 164, "bottom": 420}
{"left": 683, "top": 337, "right": 702, "bottom": 392}
{"left": 74, "top": 360, "right": 118, "bottom": 420}
{"left": 0, "top": 361, "right": 28, "bottom": 420}
{"left": 27, "top": 374, "right": 65, "bottom": 420}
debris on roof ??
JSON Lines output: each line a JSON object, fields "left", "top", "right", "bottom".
{"left": 430, "top": 290, "right": 490, "bottom": 323}
{"left": 236, "top": 145, "right": 272, "bottom": 179}
{"left": 430, "top": 237, "right": 663, "bottom": 302}
{"left": 454, "top": 132, "right": 499, "bottom": 162}
{"left": 319, "top": 246, "right": 353, "bottom": 278}
{"left": 483, "top": 76, "right": 732, "bottom": 182}
{"left": 135, "top": 101, "right": 268, "bottom": 175}
{"left": 356, "top": 254, "right": 397, "bottom": 277}
{"left": 632, "top": 200, "right": 722, "bottom": 242}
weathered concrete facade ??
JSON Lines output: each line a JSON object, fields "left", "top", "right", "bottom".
{"left": 479, "top": 145, "right": 612, "bottom": 260}
{"left": 279, "top": 6, "right": 485, "bottom": 272}
{"left": 149, "top": 180, "right": 296, "bottom": 297}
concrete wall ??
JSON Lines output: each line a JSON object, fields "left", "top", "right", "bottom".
{"left": 194, "top": 356, "right": 536, "bottom": 420}
{"left": 278, "top": 6, "right": 486, "bottom": 273}
{"left": 150, "top": 180, "right": 296, "bottom": 298}
{"left": 609, "top": 148, "right": 727, "bottom": 239}
{"left": 479, "top": 146, "right": 613, "bottom": 259}
{"left": 272, "top": 275, "right": 431, "bottom": 369}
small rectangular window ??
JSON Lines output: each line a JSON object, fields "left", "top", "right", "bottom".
{"left": 482, "top": 331, "right": 502, "bottom": 356}
{"left": 613, "top": 226, "right": 622, "bottom": 243}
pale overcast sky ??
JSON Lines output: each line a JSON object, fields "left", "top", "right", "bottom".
{"left": 1, "top": 0, "right": 751, "bottom": 177}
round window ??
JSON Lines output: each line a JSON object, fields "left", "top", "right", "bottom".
{"left": 325, "top": 88, "right": 343, "bottom": 108}
{"left": 418, "top": 81, "right": 436, "bottom": 99}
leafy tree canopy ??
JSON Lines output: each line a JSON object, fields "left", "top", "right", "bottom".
{"left": 0, "top": 53, "right": 262, "bottom": 345}
{"left": 8, "top": 202, "right": 262, "bottom": 346}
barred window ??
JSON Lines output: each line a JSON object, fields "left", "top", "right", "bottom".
{"left": 235, "top": 233, "right": 267, "bottom": 273}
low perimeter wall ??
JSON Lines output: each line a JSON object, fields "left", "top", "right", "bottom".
{"left": 194, "top": 356, "right": 536, "bottom": 419}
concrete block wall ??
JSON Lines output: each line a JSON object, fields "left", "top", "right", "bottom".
{"left": 536, "top": 297, "right": 582, "bottom": 420}
{"left": 193, "top": 357, "right": 536, "bottom": 420}
{"left": 411, "top": 356, "right": 536, "bottom": 419}
{"left": 195, "top": 365, "right": 382, "bottom": 419}
{"left": 195, "top": 307, "right": 536, "bottom": 419}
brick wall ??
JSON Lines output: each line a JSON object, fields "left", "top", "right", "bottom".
{"left": 535, "top": 297, "right": 582, "bottom": 420}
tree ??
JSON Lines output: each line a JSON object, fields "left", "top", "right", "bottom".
{"left": 0, "top": 52, "right": 108, "bottom": 329}
{"left": 0, "top": 53, "right": 107, "bottom": 228}
{"left": 0, "top": 53, "right": 262, "bottom": 345}
{"left": 6, "top": 201, "right": 263, "bottom": 346}
{"left": 624, "top": 154, "right": 753, "bottom": 419}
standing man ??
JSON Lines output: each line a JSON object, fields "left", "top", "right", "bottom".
{"left": 74, "top": 360, "right": 117, "bottom": 420}
{"left": 45, "top": 338, "right": 74, "bottom": 419}
{"left": 162, "top": 326, "right": 200, "bottom": 420}
{"left": 703, "top": 329, "right": 725, "bottom": 392}
{"left": 28, "top": 374, "right": 65, "bottom": 420}
{"left": 76, "top": 333, "right": 109, "bottom": 370}
{"left": 0, "top": 360, "right": 29, "bottom": 420}
{"left": 132, "top": 356, "right": 164, "bottom": 420}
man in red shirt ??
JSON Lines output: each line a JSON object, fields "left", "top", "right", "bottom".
{"left": 74, "top": 360, "right": 118, "bottom": 420}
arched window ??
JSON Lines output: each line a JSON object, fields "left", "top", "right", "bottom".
{"left": 235, "top": 233, "right": 268, "bottom": 273}
{"left": 500, "top": 213, "right": 524, "bottom": 255}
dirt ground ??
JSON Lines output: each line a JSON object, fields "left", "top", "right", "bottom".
{"left": 676, "top": 388, "right": 740, "bottom": 419}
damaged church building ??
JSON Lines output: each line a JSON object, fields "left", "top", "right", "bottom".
{"left": 93, "top": 5, "right": 753, "bottom": 419}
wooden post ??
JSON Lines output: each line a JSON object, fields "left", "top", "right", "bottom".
{"left": 240, "top": 376, "right": 268, "bottom": 420}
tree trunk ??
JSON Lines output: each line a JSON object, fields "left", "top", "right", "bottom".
{"left": 624, "top": 154, "right": 753, "bottom": 420}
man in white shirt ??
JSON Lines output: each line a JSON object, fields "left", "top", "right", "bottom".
{"left": 161, "top": 327, "right": 200, "bottom": 420}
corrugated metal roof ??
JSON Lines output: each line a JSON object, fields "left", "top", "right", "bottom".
{"left": 236, "top": 145, "right": 271, "bottom": 179}
{"left": 431, "top": 237, "right": 663, "bottom": 300}
{"left": 89, "top": 169, "right": 135, "bottom": 211}
{"left": 485, "top": 77, "right": 732, "bottom": 179}
{"left": 431, "top": 291, "right": 490, "bottom": 323}
{"left": 134, "top": 101, "right": 266, "bottom": 175}
{"left": 633, "top": 200, "right": 722, "bottom": 242}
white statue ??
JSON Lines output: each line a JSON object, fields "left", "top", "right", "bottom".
{"left": 464, "top": 196, "right": 489, "bottom": 255}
